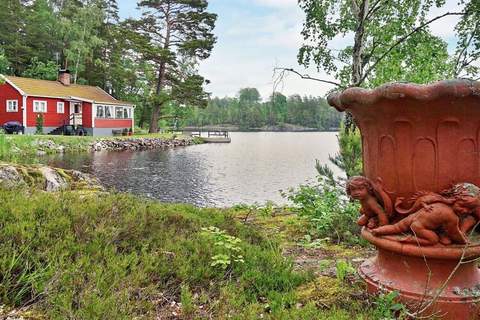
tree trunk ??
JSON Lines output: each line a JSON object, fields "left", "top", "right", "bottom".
{"left": 351, "top": 0, "right": 369, "bottom": 86}
{"left": 148, "top": 9, "right": 171, "bottom": 134}
{"left": 149, "top": 62, "right": 167, "bottom": 133}
{"left": 346, "top": 0, "right": 369, "bottom": 132}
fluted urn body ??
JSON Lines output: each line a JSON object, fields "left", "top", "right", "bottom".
{"left": 328, "top": 80, "right": 480, "bottom": 320}
{"left": 329, "top": 80, "right": 480, "bottom": 200}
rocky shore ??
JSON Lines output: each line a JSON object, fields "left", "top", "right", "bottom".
{"left": 0, "top": 135, "right": 202, "bottom": 160}
{"left": 92, "top": 136, "right": 199, "bottom": 152}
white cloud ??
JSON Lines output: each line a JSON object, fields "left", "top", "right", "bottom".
{"left": 251, "top": 0, "right": 298, "bottom": 8}
{"left": 198, "top": 2, "right": 337, "bottom": 98}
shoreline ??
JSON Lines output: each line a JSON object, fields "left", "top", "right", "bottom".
{"left": 0, "top": 134, "right": 203, "bottom": 162}
{"left": 183, "top": 126, "right": 339, "bottom": 133}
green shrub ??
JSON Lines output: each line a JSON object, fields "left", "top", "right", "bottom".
{"left": 316, "top": 124, "right": 362, "bottom": 182}
{"left": 201, "top": 226, "right": 245, "bottom": 271}
{"left": 288, "top": 182, "right": 361, "bottom": 244}
{"left": 372, "top": 291, "right": 407, "bottom": 319}
{"left": 35, "top": 114, "right": 44, "bottom": 135}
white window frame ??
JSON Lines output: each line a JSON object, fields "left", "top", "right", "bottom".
{"left": 115, "top": 106, "right": 124, "bottom": 119}
{"left": 6, "top": 100, "right": 18, "bottom": 112}
{"left": 105, "top": 105, "right": 113, "bottom": 118}
{"left": 57, "top": 102, "right": 65, "bottom": 114}
{"left": 33, "top": 100, "right": 47, "bottom": 113}
{"left": 96, "top": 105, "right": 104, "bottom": 118}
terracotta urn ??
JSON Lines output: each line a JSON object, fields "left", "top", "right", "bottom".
{"left": 328, "top": 80, "right": 480, "bottom": 319}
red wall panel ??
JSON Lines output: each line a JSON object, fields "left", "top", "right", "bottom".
{"left": 27, "top": 97, "right": 70, "bottom": 127}
{"left": 82, "top": 102, "right": 92, "bottom": 128}
{"left": 95, "top": 118, "right": 133, "bottom": 128}
{"left": 0, "top": 82, "right": 23, "bottom": 125}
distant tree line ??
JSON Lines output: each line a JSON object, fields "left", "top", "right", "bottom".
{"left": 184, "top": 88, "right": 342, "bottom": 131}
{"left": 0, "top": 0, "right": 217, "bottom": 132}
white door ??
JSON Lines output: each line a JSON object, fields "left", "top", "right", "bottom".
{"left": 69, "top": 102, "right": 83, "bottom": 125}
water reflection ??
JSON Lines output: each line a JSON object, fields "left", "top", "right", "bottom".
{"left": 46, "top": 132, "right": 341, "bottom": 207}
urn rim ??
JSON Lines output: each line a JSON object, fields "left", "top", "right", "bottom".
{"left": 328, "top": 79, "right": 480, "bottom": 112}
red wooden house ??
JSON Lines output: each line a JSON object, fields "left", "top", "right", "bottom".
{"left": 0, "top": 70, "right": 134, "bottom": 136}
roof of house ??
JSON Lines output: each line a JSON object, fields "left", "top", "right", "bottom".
{"left": 2, "top": 75, "right": 133, "bottom": 106}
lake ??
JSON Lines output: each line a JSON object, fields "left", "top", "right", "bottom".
{"left": 45, "top": 132, "right": 341, "bottom": 207}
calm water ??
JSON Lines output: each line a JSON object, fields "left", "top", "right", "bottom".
{"left": 45, "top": 132, "right": 341, "bottom": 207}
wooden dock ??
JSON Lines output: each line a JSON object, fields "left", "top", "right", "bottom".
{"left": 183, "top": 129, "right": 231, "bottom": 143}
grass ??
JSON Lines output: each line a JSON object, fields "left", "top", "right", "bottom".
{"left": 0, "top": 134, "right": 94, "bottom": 162}
{"left": 0, "top": 188, "right": 383, "bottom": 320}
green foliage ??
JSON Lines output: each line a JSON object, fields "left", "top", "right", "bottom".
{"left": 335, "top": 260, "right": 355, "bottom": 282}
{"left": 186, "top": 90, "right": 342, "bottom": 130}
{"left": 297, "top": 0, "right": 457, "bottom": 87}
{"left": 22, "top": 58, "right": 58, "bottom": 80}
{"left": 367, "top": 31, "right": 453, "bottom": 87}
{"left": 201, "top": 226, "right": 245, "bottom": 271}
{"left": 0, "top": 189, "right": 312, "bottom": 318}
{"left": 180, "top": 284, "right": 195, "bottom": 317}
{"left": 317, "top": 126, "right": 362, "bottom": 180}
{"left": 35, "top": 114, "right": 44, "bottom": 135}
{"left": 288, "top": 182, "right": 361, "bottom": 244}
{"left": 372, "top": 291, "right": 407, "bottom": 320}
{"left": 0, "top": 49, "right": 10, "bottom": 74}
{"left": 454, "top": 0, "right": 480, "bottom": 78}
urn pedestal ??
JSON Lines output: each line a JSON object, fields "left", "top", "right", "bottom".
{"left": 328, "top": 80, "right": 480, "bottom": 319}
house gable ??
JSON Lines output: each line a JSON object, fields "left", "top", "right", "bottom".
{"left": 0, "top": 81, "right": 23, "bottom": 126}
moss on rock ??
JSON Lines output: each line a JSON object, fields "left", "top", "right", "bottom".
{"left": 0, "top": 163, "right": 103, "bottom": 192}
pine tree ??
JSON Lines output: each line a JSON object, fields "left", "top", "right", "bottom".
{"left": 132, "top": 0, "right": 217, "bottom": 133}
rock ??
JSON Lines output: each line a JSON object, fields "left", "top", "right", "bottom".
{"left": 39, "top": 167, "right": 68, "bottom": 192}
{"left": 0, "top": 165, "right": 25, "bottom": 188}
{"left": 90, "top": 137, "right": 197, "bottom": 152}
{"left": 70, "top": 170, "right": 105, "bottom": 191}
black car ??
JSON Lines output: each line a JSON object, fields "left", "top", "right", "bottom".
{"left": 3, "top": 121, "right": 25, "bottom": 134}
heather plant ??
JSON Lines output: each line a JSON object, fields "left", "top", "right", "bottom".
{"left": 0, "top": 189, "right": 310, "bottom": 319}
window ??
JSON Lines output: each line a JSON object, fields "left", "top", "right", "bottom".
{"left": 73, "top": 103, "right": 82, "bottom": 114}
{"left": 6, "top": 100, "right": 18, "bottom": 112}
{"left": 105, "top": 105, "right": 113, "bottom": 118}
{"left": 33, "top": 100, "right": 47, "bottom": 113}
{"left": 96, "top": 105, "right": 104, "bottom": 118}
{"left": 123, "top": 107, "right": 129, "bottom": 119}
{"left": 57, "top": 102, "right": 64, "bottom": 114}
{"left": 116, "top": 107, "right": 124, "bottom": 119}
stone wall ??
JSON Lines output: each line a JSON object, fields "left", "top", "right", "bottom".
{"left": 92, "top": 137, "right": 198, "bottom": 152}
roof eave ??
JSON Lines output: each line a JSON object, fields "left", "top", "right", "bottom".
{"left": 1, "top": 75, "right": 27, "bottom": 96}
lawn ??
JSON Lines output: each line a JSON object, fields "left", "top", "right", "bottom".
{"left": 0, "top": 187, "right": 385, "bottom": 320}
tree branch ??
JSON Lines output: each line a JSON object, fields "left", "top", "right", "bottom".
{"left": 359, "top": 11, "right": 467, "bottom": 86}
{"left": 365, "top": 0, "right": 384, "bottom": 20}
{"left": 273, "top": 67, "right": 344, "bottom": 88}
{"left": 454, "top": 22, "right": 479, "bottom": 76}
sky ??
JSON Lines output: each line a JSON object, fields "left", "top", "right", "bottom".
{"left": 117, "top": 0, "right": 462, "bottom": 100}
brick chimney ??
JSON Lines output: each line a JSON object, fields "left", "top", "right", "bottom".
{"left": 58, "top": 69, "right": 71, "bottom": 86}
